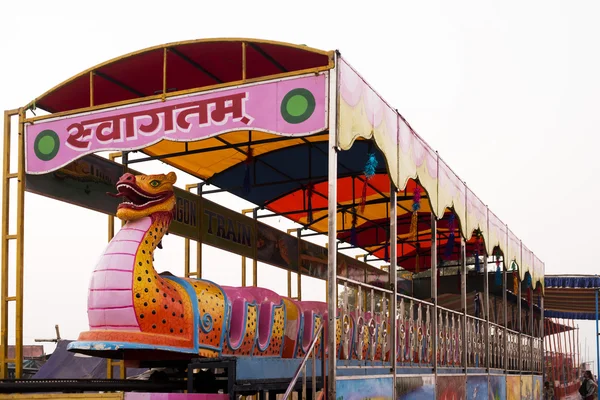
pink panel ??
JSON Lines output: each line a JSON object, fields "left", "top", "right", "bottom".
{"left": 95, "top": 253, "right": 136, "bottom": 272}
{"left": 105, "top": 240, "right": 141, "bottom": 255}
{"left": 114, "top": 228, "right": 147, "bottom": 241}
{"left": 88, "top": 289, "right": 133, "bottom": 309}
{"left": 89, "top": 306, "right": 139, "bottom": 330}
{"left": 125, "top": 217, "right": 153, "bottom": 231}
{"left": 89, "top": 270, "right": 133, "bottom": 290}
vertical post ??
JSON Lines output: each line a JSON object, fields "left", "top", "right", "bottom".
{"left": 105, "top": 152, "right": 122, "bottom": 380}
{"left": 518, "top": 246, "right": 522, "bottom": 373}
{"left": 14, "top": 109, "right": 25, "bottom": 379}
{"left": 184, "top": 183, "right": 202, "bottom": 279}
{"left": 184, "top": 184, "right": 194, "bottom": 279}
{"left": 297, "top": 229, "right": 302, "bottom": 301}
{"left": 0, "top": 109, "right": 16, "bottom": 379}
{"left": 89, "top": 71, "right": 94, "bottom": 106}
{"left": 390, "top": 183, "right": 398, "bottom": 399}
{"left": 252, "top": 208, "right": 258, "bottom": 287}
{"left": 483, "top": 251, "right": 490, "bottom": 371}
{"left": 241, "top": 209, "right": 253, "bottom": 286}
{"left": 530, "top": 288, "right": 534, "bottom": 373}
{"left": 431, "top": 213, "right": 438, "bottom": 375}
{"left": 596, "top": 289, "right": 600, "bottom": 377}
{"left": 162, "top": 48, "right": 167, "bottom": 100}
{"left": 197, "top": 184, "right": 203, "bottom": 279}
{"left": 326, "top": 52, "right": 339, "bottom": 400}
{"left": 286, "top": 228, "right": 298, "bottom": 298}
{"left": 461, "top": 235, "right": 467, "bottom": 371}
{"left": 503, "top": 255, "right": 508, "bottom": 371}
{"left": 242, "top": 42, "right": 247, "bottom": 82}
{"left": 541, "top": 296, "right": 544, "bottom": 376}
{"left": 565, "top": 318, "right": 572, "bottom": 382}
{"left": 576, "top": 324, "right": 580, "bottom": 378}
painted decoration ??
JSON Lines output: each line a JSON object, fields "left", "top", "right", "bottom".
{"left": 299, "top": 239, "right": 328, "bottom": 280}
{"left": 532, "top": 376, "right": 542, "bottom": 400}
{"left": 336, "top": 377, "right": 394, "bottom": 400}
{"left": 467, "top": 375, "right": 488, "bottom": 400}
{"left": 507, "top": 376, "right": 521, "bottom": 400}
{"left": 68, "top": 171, "right": 391, "bottom": 362}
{"left": 202, "top": 199, "right": 255, "bottom": 258}
{"left": 490, "top": 375, "right": 507, "bottom": 400}
{"left": 25, "top": 73, "right": 328, "bottom": 175}
{"left": 436, "top": 375, "right": 466, "bottom": 399}
{"left": 396, "top": 376, "right": 435, "bottom": 399}
{"left": 256, "top": 222, "right": 299, "bottom": 271}
{"left": 521, "top": 376, "right": 532, "bottom": 400}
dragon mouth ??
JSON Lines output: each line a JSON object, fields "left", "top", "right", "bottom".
{"left": 109, "top": 182, "right": 173, "bottom": 210}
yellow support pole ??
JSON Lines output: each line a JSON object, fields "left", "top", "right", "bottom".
{"left": 184, "top": 183, "right": 202, "bottom": 279}
{"left": 14, "top": 109, "right": 25, "bottom": 379}
{"left": 0, "top": 109, "right": 18, "bottom": 379}
{"left": 89, "top": 71, "right": 94, "bottom": 107}
{"left": 286, "top": 228, "right": 298, "bottom": 298}
{"left": 242, "top": 42, "right": 247, "bottom": 82}
{"left": 241, "top": 209, "right": 254, "bottom": 287}
{"left": 119, "top": 359, "right": 126, "bottom": 379}
{"left": 162, "top": 48, "right": 167, "bottom": 101}
{"left": 106, "top": 152, "right": 123, "bottom": 379}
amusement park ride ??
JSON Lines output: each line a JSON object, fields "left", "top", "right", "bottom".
{"left": 0, "top": 38, "right": 589, "bottom": 399}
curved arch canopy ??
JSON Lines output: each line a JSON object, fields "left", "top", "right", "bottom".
{"left": 22, "top": 37, "right": 545, "bottom": 290}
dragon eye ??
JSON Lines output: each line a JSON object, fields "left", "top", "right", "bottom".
{"left": 149, "top": 180, "right": 160, "bottom": 188}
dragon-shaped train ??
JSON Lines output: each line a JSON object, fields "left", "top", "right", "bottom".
{"left": 69, "top": 172, "right": 414, "bottom": 363}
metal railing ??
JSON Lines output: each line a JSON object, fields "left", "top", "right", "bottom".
{"left": 436, "top": 306, "right": 465, "bottom": 368}
{"left": 283, "top": 323, "right": 325, "bottom": 400}
{"left": 334, "top": 278, "right": 542, "bottom": 375}
{"left": 398, "top": 295, "right": 434, "bottom": 367}
{"left": 506, "top": 329, "right": 520, "bottom": 371}
{"left": 489, "top": 322, "right": 505, "bottom": 369}
{"left": 337, "top": 276, "right": 393, "bottom": 366}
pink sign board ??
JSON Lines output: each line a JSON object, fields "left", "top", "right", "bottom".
{"left": 25, "top": 73, "right": 329, "bottom": 174}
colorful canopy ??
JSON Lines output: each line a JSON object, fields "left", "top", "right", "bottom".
{"left": 24, "top": 38, "right": 545, "bottom": 290}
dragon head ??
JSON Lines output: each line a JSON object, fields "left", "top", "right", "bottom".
{"left": 110, "top": 172, "right": 177, "bottom": 221}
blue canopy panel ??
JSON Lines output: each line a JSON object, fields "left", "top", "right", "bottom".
{"left": 544, "top": 275, "right": 600, "bottom": 320}
{"left": 208, "top": 140, "right": 376, "bottom": 208}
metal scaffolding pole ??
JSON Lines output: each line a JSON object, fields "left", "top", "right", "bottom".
{"left": 431, "top": 213, "right": 438, "bottom": 376}
{"left": 390, "top": 183, "right": 398, "bottom": 400}
{"left": 596, "top": 289, "right": 600, "bottom": 377}
{"left": 518, "top": 243, "right": 522, "bottom": 373}
{"left": 503, "top": 254, "right": 508, "bottom": 372}
{"left": 326, "top": 51, "right": 339, "bottom": 400}
{"left": 461, "top": 235, "right": 467, "bottom": 372}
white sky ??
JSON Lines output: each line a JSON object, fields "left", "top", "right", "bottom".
{"left": 1, "top": 0, "right": 599, "bottom": 364}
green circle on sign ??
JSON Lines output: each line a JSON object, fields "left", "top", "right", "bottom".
{"left": 34, "top": 130, "right": 60, "bottom": 161}
{"left": 281, "top": 88, "right": 316, "bottom": 124}
{"left": 286, "top": 95, "right": 309, "bottom": 116}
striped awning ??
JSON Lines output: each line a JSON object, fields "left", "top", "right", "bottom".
{"left": 544, "top": 275, "right": 600, "bottom": 320}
